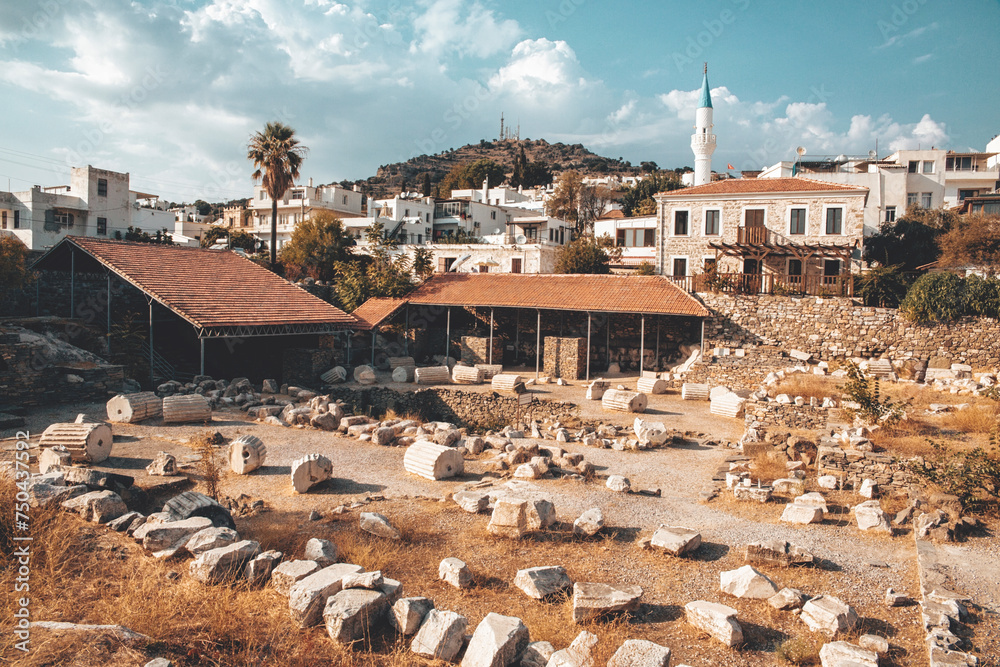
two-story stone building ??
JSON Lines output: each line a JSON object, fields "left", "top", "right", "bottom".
{"left": 653, "top": 177, "right": 868, "bottom": 295}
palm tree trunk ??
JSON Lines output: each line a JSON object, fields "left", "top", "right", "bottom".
{"left": 270, "top": 199, "right": 278, "bottom": 265}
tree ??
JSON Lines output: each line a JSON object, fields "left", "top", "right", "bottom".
{"left": 280, "top": 211, "right": 355, "bottom": 282}
{"left": 635, "top": 261, "right": 656, "bottom": 276}
{"left": 937, "top": 214, "right": 1000, "bottom": 275}
{"left": 857, "top": 265, "right": 911, "bottom": 308}
{"left": 0, "top": 235, "right": 30, "bottom": 298}
{"left": 421, "top": 172, "right": 432, "bottom": 197}
{"left": 547, "top": 170, "right": 583, "bottom": 232}
{"left": 412, "top": 246, "right": 434, "bottom": 281}
{"left": 554, "top": 234, "right": 621, "bottom": 274}
{"left": 863, "top": 207, "right": 951, "bottom": 271}
{"left": 438, "top": 159, "right": 507, "bottom": 195}
{"left": 509, "top": 146, "right": 553, "bottom": 189}
{"left": 200, "top": 226, "right": 257, "bottom": 252}
{"left": 619, "top": 171, "right": 681, "bottom": 217}
{"left": 334, "top": 223, "right": 414, "bottom": 312}
{"left": 116, "top": 226, "right": 173, "bottom": 244}
{"left": 193, "top": 199, "right": 211, "bottom": 216}
{"left": 578, "top": 184, "right": 615, "bottom": 231}
{"left": 247, "top": 121, "right": 308, "bottom": 265}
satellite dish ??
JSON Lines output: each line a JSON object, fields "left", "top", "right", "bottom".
{"left": 494, "top": 228, "right": 501, "bottom": 235}
{"left": 796, "top": 146, "right": 807, "bottom": 156}
{"left": 515, "top": 234, "right": 527, "bottom": 244}
{"left": 835, "top": 154, "right": 848, "bottom": 162}
{"left": 868, "top": 150, "right": 878, "bottom": 160}
{"left": 450, "top": 254, "right": 472, "bottom": 271}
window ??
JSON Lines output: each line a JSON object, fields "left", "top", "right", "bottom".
{"left": 908, "top": 160, "right": 919, "bottom": 173}
{"left": 906, "top": 192, "right": 919, "bottom": 206}
{"left": 54, "top": 211, "right": 74, "bottom": 227}
{"left": 672, "top": 257, "right": 687, "bottom": 277}
{"left": 788, "top": 259, "right": 802, "bottom": 276}
{"left": 97, "top": 217, "right": 107, "bottom": 235}
{"left": 824, "top": 259, "right": 841, "bottom": 277}
{"left": 884, "top": 206, "right": 896, "bottom": 223}
{"left": 703, "top": 257, "right": 716, "bottom": 272}
{"left": 438, "top": 257, "right": 456, "bottom": 272}
{"left": 511, "top": 258, "right": 522, "bottom": 273}
{"left": 959, "top": 189, "right": 978, "bottom": 201}
{"left": 825, "top": 207, "right": 843, "bottom": 234}
{"left": 479, "top": 265, "right": 489, "bottom": 273}
{"left": 704, "top": 209, "right": 720, "bottom": 235}
{"left": 13, "top": 210, "right": 19, "bottom": 228}
{"left": 97, "top": 178, "right": 107, "bottom": 197}
{"left": 425, "top": 213, "right": 430, "bottom": 223}
{"left": 342, "top": 195, "right": 348, "bottom": 205}
{"left": 744, "top": 209, "right": 764, "bottom": 226}
{"left": 404, "top": 208, "right": 409, "bottom": 217}
{"left": 921, "top": 192, "right": 932, "bottom": 208}
{"left": 617, "top": 228, "right": 655, "bottom": 247}
{"left": 643, "top": 229, "right": 655, "bottom": 247}
{"left": 290, "top": 190, "right": 304, "bottom": 200}
{"left": 922, "top": 161, "right": 935, "bottom": 174}
{"left": 259, "top": 191, "right": 266, "bottom": 200}
{"left": 673, "top": 210, "right": 689, "bottom": 236}
{"left": 789, "top": 208, "right": 806, "bottom": 235}
{"left": 947, "top": 156, "right": 973, "bottom": 171}
{"left": 490, "top": 211, "right": 496, "bottom": 220}
{"left": 417, "top": 234, "right": 422, "bottom": 244}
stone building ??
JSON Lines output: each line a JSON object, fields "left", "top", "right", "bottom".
{"left": 653, "top": 178, "right": 868, "bottom": 296}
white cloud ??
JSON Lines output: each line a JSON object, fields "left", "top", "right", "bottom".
{"left": 412, "top": 0, "right": 521, "bottom": 59}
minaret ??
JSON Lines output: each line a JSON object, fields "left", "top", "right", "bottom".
{"left": 691, "top": 63, "right": 716, "bottom": 186}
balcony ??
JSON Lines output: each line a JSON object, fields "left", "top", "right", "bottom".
{"left": 668, "top": 272, "right": 854, "bottom": 297}
{"left": 736, "top": 225, "right": 769, "bottom": 245}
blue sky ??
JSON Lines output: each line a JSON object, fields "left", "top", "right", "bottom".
{"left": 0, "top": 0, "right": 996, "bottom": 202}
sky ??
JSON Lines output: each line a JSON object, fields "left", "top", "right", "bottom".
{"left": 1, "top": 0, "right": 997, "bottom": 203}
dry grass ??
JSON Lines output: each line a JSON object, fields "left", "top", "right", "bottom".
{"left": 750, "top": 452, "right": 791, "bottom": 483}
{"left": 770, "top": 374, "right": 838, "bottom": 401}
{"left": 941, "top": 405, "right": 999, "bottom": 434}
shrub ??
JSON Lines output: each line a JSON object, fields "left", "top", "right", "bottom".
{"left": 909, "top": 440, "right": 1000, "bottom": 511}
{"left": 840, "top": 361, "right": 907, "bottom": 426}
{"left": 775, "top": 635, "right": 823, "bottom": 664}
{"left": 857, "top": 264, "right": 912, "bottom": 308}
{"left": 962, "top": 274, "right": 1000, "bottom": 319}
{"left": 900, "top": 272, "right": 967, "bottom": 323}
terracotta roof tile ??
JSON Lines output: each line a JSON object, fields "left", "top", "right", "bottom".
{"left": 655, "top": 177, "right": 868, "bottom": 197}
{"left": 350, "top": 297, "right": 408, "bottom": 330}
{"left": 51, "top": 237, "right": 356, "bottom": 332}
{"left": 404, "top": 273, "right": 708, "bottom": 317}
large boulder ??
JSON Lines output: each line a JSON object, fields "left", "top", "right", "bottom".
{"left": 61, "top": 490, "right": 127, "bottom": 523}
{"left": 520, "top": 642, "right": 555, "bottom": 667}
{"left": 185, "top": 527, "right": 239, "bottom": 556}
{"left": 410, "top": 609, "right": 468, "bottom": 662}
{"left": 650, "top": 525, "right": 701, "bottom": 556}
{"left": 781, "top": 502, "right": 824, "bottom": 524}
{"left": 800, "top": 595, "right": 859, "bottom": 636}
{"left": 720, "top": 565, "right": 779, "bottom": 599}
{"left": 572, "top": 508, "right": 604, "bottom": 537}
{"left": 390, "top": 597, "right": 435, "bottom": 635}
{"left": 439, "top": 557, "right": 472, "bottom": 589}
{"left": 514, "top": 566, "right": 573, "bottom": 600}
{"left": 359, "top": 512, "right": 402, "bottom": 540}
{"left": 607, "top": 639, "right": 672, "bottom": 667}
{"left": 288, "top": 563, "right": 365, "bottom": 628}
{"left": 684, "top": 600, "right": 743, "bottom": 647}
{"left": 460, "top": 612, "right": 529, "bottom": 667}
{"left": 571, "top": 582, "right": 642, "bottom": 623}
{"left": 189, "top": 540, "right": 261, "bottom": 584}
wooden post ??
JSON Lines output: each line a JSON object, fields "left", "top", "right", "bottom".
{"left": 700, "top": 318, "right": 705, "bottom": 355}
{"left": 640, "top": 315, "right": 645, "bottom": 374}
{"left": 445, "top": 307, "right": 451, "bottom": 364}
{"left": 404, "top": 305, "right": 409, "bottom": 355}
{"left": 200, "top": 338, "right": 205, "bottom": 376}
{"left": 586, "top": 312, "right": 592, "bottom": 381}
{"left": 535, "top": 309, "right": 541, "bottom": 380}
{"left": 488, "top": 308, "right": 494, "bottom": 365}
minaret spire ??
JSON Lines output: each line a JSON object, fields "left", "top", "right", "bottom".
{"left": 691, "top": 63, "right": 717, "bottom": 186}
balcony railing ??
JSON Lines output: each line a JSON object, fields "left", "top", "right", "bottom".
{"left": 736, "top": 225, "right": 769, "bottom": 244}
{"left": 668, "top": 272, "right": 854, "bottom": 297}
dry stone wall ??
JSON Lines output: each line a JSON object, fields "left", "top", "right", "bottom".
{"left": 697, "top": 293, "right": 1000, "bottom": 367}
{"left": 543, "top": 337, "right": 586, "bottom": 380}
{"left": 816, "top": 445, "right": 916, "bottom": 491}
{"left": 460, "top": 336, "right": 503, "bottom": 366}
{"left": 744, "top": 402, "right": 830, "bottom": 431}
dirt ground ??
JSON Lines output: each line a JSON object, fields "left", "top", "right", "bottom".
{"left": 3, "top": 378, "right": 997, "bottom": 666}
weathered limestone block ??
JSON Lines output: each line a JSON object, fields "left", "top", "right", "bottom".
{"left": 415, "top": 366, "right": 452, "bottom": 385}
{"left": 781, "top": 502, "right": 824, "bottom": 524}
{"left": 684, "top": 600, "right": 743, "bottom": 647}
{"left": 514, "top": 566, "right": 572, "bottom": 599}
{"left": 106, "top": 392, "right": 162, "bottom": 423}
{"left": 229, "top": 435, "right": 267, "bottom": 475}
{"left": 607, "top": 639, "right": 672, "bottom": 667}
{"left": 439, "top": 557, "right": 472, "bottom": 589}
{"left": 303, "top": 538, "right": 338, "bottom": 567}
{"left": 38, "top": 446, "right": 72, "bottom": 473}
{"left": 633, "top": 418, "right": 668, "bottom": 447}
{"left": 818, "top": 641, "right": 878, "bottom": 667}
{"left": 720, "top": 565, "right": 779, "bottom": 599}
{"left": 769, "top": 587, "right": 807, "bottom": 610}
{"left": 800, "top": 595, "right": 859, "bottom": 636}
{"left": 391, "top": 597, "right": 435, "bottom": 635}
{"left": 341, "top": 570, "right": 383, "bottom": 590}
{"left": 854, "top": 501, "right": 892, "bottom": 533}
{"left": 323, "top": 587, "right": 390, "bottom": 644}
{"left": 61, "top": 489, "right": 127, "bottom": 523}
{"left": 573, "top": 508, "right": 604, "bottom": 537}
{"left": 291, "top": 454, "right": 333, "bottom": 493}
{"left": 488, "top": 499, "right": 528, "bottom": 538}
{"left": 571, "top": 582, "right": 642, "bottom": 623}
{"left": 134, "top": 517, "right": 213, "bottom": 556}
{"left": 189, "top": 540, "right": 260, "bottom": 584}
{"left": 681, "top": 383, "right": 709, "bottom": 401}
{"left": 185, "top": 527, "right": 239, "bottom": 555}
{"left": 411, "top": 609, "right": 469, "bottom": 662}
{"left": 162, "top": 394, "right": 212, "bottom": 424}
{"left": 40, "top": 422, "right": 113, "bottom": 464}
{"left": 245, "top": 550, "right": 283, "bottom": 586}
{"left": 453, "top": 490, "right": 490, "bottom": 513}
{"left": 461, "top": 612, "right": 529, "bottom": 667}
{"left": 520, "top": 642, "right": 555, "bottom": 667}
{"left": 546, "top": 631, "right": 597, "bottom": 667}
{"left": 602, "top": 389, "right": 648, "bottom": 413}
{"left": 271, "top": 560, "right": 321, "bottom": 596}
{"left": 650, "top": 525, "right": 701, "bottom": 556}
{"left": 288, "top": 562, "right": 365, "bottom": 628}
{"left": 146, "top": 451, "right": 178, "bottom": 476}
{"left": 744, "top": 540, "right": 815, "bottom": 568}
{"left": 403, "top": 441, "right": 465, "bottom": 480}
{"left": 491, "top": 373, "right": 522, "bottom": 392}
{"left": 452, "top": 365, "right": 485, "bottom": 384}
{"left": 359, "top": 512, "right": 401, "bottom": 540}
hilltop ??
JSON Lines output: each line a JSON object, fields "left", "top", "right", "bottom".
{"left": 337, "top": 138, "right": 650, "bottom": 199}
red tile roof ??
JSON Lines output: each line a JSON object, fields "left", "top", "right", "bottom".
{"left": 39, "top": 237, "right": 356, "bottom": 334}
{"left": 404, "top": 273, "right": 708, "bottom": 317}
{"left": 350, "top": 297, "right": 408, "bottom": 331}
{"left": 655, "top": 177, "right": 868, "bottom": 197}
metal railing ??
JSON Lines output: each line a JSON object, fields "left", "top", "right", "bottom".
{"left": 668, "top": 272, "right": 854, "bottom": 297}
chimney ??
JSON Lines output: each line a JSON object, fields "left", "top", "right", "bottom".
{"left": 308, "top": 177, "right": 313, "bottom": 187}
{"left": 482, "top": 178, "right": 488, "bottom": 203}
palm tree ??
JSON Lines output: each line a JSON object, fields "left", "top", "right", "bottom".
{"left": 247, "top": 122, "right": 308, "bottom": 265}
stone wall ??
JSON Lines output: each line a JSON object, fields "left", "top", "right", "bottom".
{"left": 698, "top": 293, "right": 1000, "bottom": 368}
{"left": 744, "top": 401, "right": 831, "bottom": 431}
{"left": 816, "top": 445, "right": 916, "bottom": 492}
{"left": 322, "top": 386, "right": 578, "bottom": 431}
{"left": 681, "top": 347, "right": 789, "bottom": 390}
{"left": 460, "top": 336, "right": 503, "bottom": 366}
{"left": 543, "top": 336, "right": 586, "bottom": 380}
{"left": 282, "top": 348, "right": 337, "bottom": 388}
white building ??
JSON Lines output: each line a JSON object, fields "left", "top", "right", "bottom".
{"left": 593, "top": 211, "right": 657, "bottom": 271}
{"left": 691, "top": 65, "right": 717, "bottom": 187}
{"left": 248, "top": 178, "right": 364, "bottom": 251}
{"left": 0, "top": 165, "right": 174, "bottom": 250}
